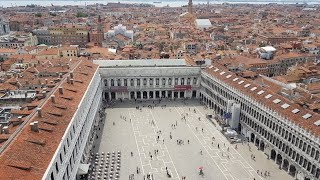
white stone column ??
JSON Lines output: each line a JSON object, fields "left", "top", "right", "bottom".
{"left": 153, "top": 78, "right": 156, "bottom": 88}
{"left": 172, "top": 91, "right": 174, "bottom": 99}
{"left": 280, "top": 159, "right": 284, "bottom": 169}
{"left": 134, "top": 79, "right": 137, "bottom": 87}
{"left": 134, "top": 91, "right": 137, "bottom": 99}
{"left": 153, "top": 91, "right": 156, "bottom": 99}
{"left": 165, "top": 91, "right": 168, "bottom": 98}
{"left": 147, "top": 78, "right": 150, "bottom": 87}
{"left": 159, "top": 78, "right": 162, "bottom": 87}
{"left": 178, "top": 77, "right": 181, "bottom": 85}
{"left": 121, "top": 79, "right": 124, "bottom": 86}
{"left": 141, "top": 92, "right": 143, "bottom": 100}
{"left": 178, "top": 91, "right": 180, "bottom": 99}
{"left": 147, "top": 91, "right": 150, "bottom": 100}
{"left": 108, "top": 92, "right": 111, "bottom": 101}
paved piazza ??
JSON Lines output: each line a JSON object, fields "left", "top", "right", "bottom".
{"left": 95, "top": 100, "right": 293, "bottom": 180}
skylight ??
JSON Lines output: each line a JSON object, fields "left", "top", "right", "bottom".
{"left": 214, "top": 68, "right": 219, "bottom": 72}
{"left": 273, "top": 99, "right": 281, "bottom": 104}
{"left": 257, "top": 90, "right": 264, "bottom": 95}
{"left": 250, "top": 87, "right": 257, "bottom": 91}
{"left": 238, "top": 80, "right": 244, "bottom": 84}
{"left": 244, "top": 84, "right": 250, "bottom": 88}
{"left": 281, "top": 103, "right": 290, "bottom": 109}
{"left": 314, "top": 120, "right": 320, "bottom": 126}
{"left": 292, "top": 109, "right": 300, "bottom": 114}
{"left": 302, "top": 113, "right": 312, "bottom": 120}
{"left": 220, "top": 71, "right": 225, "bottom": 75}
{"left": 233, "top": 78, "right": 239, "bottom": 82}
{"left": 226, "top": 75, "right": 232, "bottom": 78}
{"left": 265, "top": 94, "right": 272, "bottom": 99}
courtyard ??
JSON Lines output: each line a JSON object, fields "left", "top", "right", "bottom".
{"left": 93, "top": 99, "right": 293, "bottom": 180}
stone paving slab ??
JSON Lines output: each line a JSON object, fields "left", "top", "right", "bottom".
{"left": 95, "top": 100, "right": 293, "bottom": 180}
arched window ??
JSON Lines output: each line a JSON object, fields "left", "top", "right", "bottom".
{"left": 130, "top": 79, "right": 134, "bottom": 86}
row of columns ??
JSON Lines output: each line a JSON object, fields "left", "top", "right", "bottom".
{"left": 199, "top": 81, "right": 320, "bottom": 180}
{"left": 248, "top": 124, "right": 320, "bottom": 180}
{"left": 106, "top": 77, "right": 199, "bottom": 87}
{"left": 106, "top": 90, "right": 197, "bottom": 101}
{"left": 199, "top": 91, "right": 313, "bottom": 180}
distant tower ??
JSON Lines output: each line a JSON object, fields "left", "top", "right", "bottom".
{"left": 188, "top": 0, "right": 193, "bottom": 14}
{"left": 97, "top": 15, "right": 103, "bottom": 33}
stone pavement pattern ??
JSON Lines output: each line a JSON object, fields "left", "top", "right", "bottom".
{"left": 96, "top": 100, "right": 293, "bottom": 180}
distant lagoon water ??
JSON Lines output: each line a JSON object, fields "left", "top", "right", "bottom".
{"left": 0, "top": 0, "right": 319, "bottom": 8}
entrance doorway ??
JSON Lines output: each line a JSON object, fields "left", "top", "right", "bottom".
{"left": 180, "top": 91, "right": 185, "bottom": 98}
{"left": 111, "top": 92, "right": 116, "bottom": 100}
{"left": 155, "top": 91, "right": 160, "bottom": 98}
{"left": 161, "top": 91, "right": 166, "bottom": 98}
{"left": 192, "top": 90, "right": 196, "bottom": 98}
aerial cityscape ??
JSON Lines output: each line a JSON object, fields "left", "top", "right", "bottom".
{"left": 0, "top": 0, "right": 319, "bottom": 180}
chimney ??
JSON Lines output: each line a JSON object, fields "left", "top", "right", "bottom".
{"left": 18, "top": 116, "right": 22, "bottom": 123}
{"left": 45, "top": 79, "right": 48, "bottom": 84}
{"left": 67, "top": 76, "right": 70, "bottom": 84}
{"left": 30, "top": 121, "right": 39, "bottom": 132}
{"left": 4, "top": 112, "right": 9, "bottom": 121}
{"left": 51, "top": 95, "right": 56, "bottom": 103}
{"left": 70, "top": 79, "right": 74, "bottom": 85}
{"left": 59, "top": 87, "right": 63, "bottom": 94}
{"left": 70, "top": 71, "right": 74, "bottom": 79}
{"left": 3, "top": 126, "right": 9, "bottom": 134}
{"left": 0, "top": 125, "right": 2, "bottom": 134}
{"left": 37, "top": 108, "right": 42, "bottom": 118}
{"left": 59, "top": 73, "right": 63, "bottom": 78}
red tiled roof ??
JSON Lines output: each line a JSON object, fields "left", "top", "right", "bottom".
{"left": 0, "top": 60, "right": 98, "bottom": 179}
{"left": 204, "top": 63, "right": 320, "bottom": 137}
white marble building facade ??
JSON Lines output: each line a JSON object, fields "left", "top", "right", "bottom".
{"left": 200, "top": 70, "right": 320, "bottom": 180}
{"left": 43, "top": 70, "right": 103, "bottom": 180}
{"left": 43, "top": 59, "right": 319, "bottom": 180}
{"left": 99, "top": 66, "right": 201, "bottom": 101}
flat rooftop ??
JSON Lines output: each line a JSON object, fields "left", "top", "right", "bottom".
{"left": 91, "top": 100, "right": 292, "bottom": 180}
{"left": 93, "top": 59, "right": 187, "bottom": 67}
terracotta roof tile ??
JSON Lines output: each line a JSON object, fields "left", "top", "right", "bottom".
{"left": 0, "top": 60, "right": 98, "bottom": 179}
{"left": 204, "top": 63, "right": 320, "bottom": 137}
